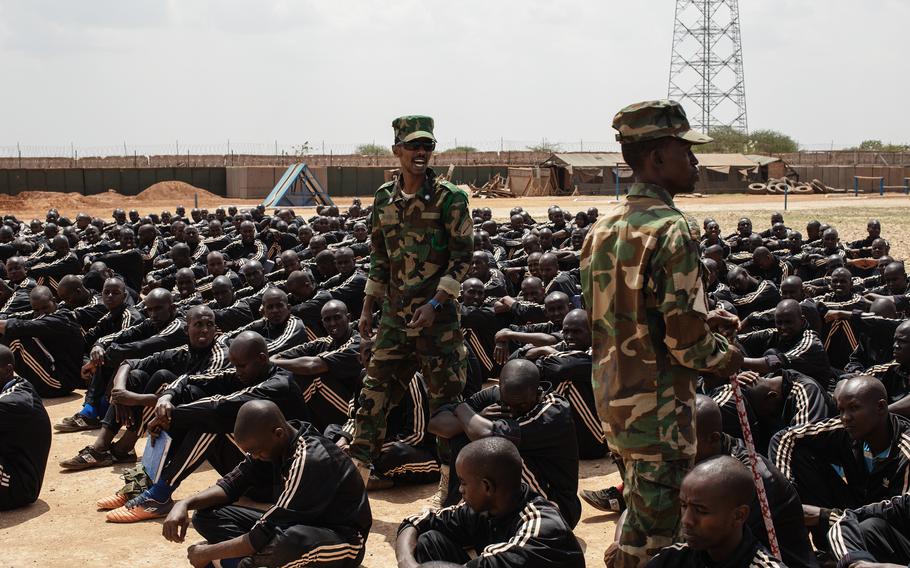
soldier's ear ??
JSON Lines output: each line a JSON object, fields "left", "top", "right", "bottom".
{"left": 650, "top": 146, "right": 664, "bottom": 166}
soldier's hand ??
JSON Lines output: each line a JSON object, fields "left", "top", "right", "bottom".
{"left": 735, "top": 370, "right": 760, "bottom": 386}
{"left": 90, "top": 345, "right": 105, "bottom": 364}
{"left": 154, "top": 397, "right": 174, "bottom": 429}
{"left": 480, "top": 403, "right": 507, "bottom": 420}
{"left": 407, "top": 304, "right": 436, "bottom": 329}
{"left": 163, "top": 501, "right": 190, "bottom": 543}
{"left": 358, "top": 311, "right": 374, "bottom": 340}
{"left": 715, "top": 345, "right": 744, "bottom": 378}
{"left": 114, "top": 404, "right": 132, "bottom": 427}
{"left": 493, "top": 341, "right": 509, "bottom": 365}
{"left": 80, "top": 362, "right": 96, "bottom": 383}
{"left": 707, "top": 308, "right": 739, "bottom": 333}
{"left": 863, "top": 292, "right": 887, "bottom": 304}
{"left": 824, "top": 309, "right": 850, "bottom": 323}
{"left": 187, "top": 542, "right": 212, "bottom": 568}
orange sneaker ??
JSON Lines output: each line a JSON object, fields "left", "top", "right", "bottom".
{"left": 96, "top": 492, "right": 129, "bottom": 511}
{"left": 105, "top": 492, "right": 173, "bottom": 523}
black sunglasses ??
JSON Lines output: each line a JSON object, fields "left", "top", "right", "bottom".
{"left": 400, "top": 140, "right": 436, "bottom": 152}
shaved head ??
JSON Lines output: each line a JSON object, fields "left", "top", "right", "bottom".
{"left": 685, "top": 455, "right": 755, "bottom": 509}
{"left": 839, "top": 375, "right": 887, "bottom": 405}
{"left": 30, "top": 285, "right": 54, "bottom": 304}
{"left": 695, "top": 394, "right": 723, "bottom": 437}
{"left": 234, "top": 399, "right": 286, "bottom": 442}
{"left": 229, "top": 331, "right": 268, "bottom": 361}
{"left": 0, "top": 344, "right": 14, "bottom": 369}
{"left": 458, "top": 437, "right": 523, "bottom": 492}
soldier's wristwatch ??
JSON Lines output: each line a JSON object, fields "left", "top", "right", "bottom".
{"left": 428, "top": 298, "right": 442, "bottom": 311}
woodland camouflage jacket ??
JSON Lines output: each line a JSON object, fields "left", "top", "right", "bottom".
{"left": 580, "top": 182, "right": 735, "bottom": 461}
{"left": 365, "top": 168, "right": 473, "bottom": 312}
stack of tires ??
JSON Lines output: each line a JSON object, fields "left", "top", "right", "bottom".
{"left": 746, "top": 177, "right": 827, "bottom": 195}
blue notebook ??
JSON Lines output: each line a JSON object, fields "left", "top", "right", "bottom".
{"left": 141, "top": 432, "right": 172, "bottom": 483}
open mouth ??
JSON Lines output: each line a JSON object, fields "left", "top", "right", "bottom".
{"left": 413, "top": 157, "right": 427, "bottom": 167}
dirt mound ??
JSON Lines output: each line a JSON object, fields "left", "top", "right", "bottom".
{"left": 135, "top": 181, "right": 219, "bottom": 202}
{"left": 0, "top": 191, "right": 97, "bottom": 214}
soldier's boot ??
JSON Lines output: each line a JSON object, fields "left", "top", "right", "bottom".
{"left": 351, "top": 457, "right": 372, "bottom": 487}
{"left": 429, "top": 464, "right": 450, "bottom": 509}
{"left": 351, "top": 457, "right": 393, "bottom": 491}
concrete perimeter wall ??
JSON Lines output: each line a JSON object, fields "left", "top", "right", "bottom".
{"left": 791, "top": 165, "right": 910, "bottom": 192}
{"left": 0, "top": 167, "right": 227, "bottom": 196}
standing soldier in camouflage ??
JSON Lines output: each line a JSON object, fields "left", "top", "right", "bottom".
{"left": 580, "top": 101, "right": 744, "bottom": 568}
{"left": 351, "top": 116, "right": 473, "bottom": 489}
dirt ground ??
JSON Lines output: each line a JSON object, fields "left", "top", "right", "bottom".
{"left": 0, "top": 396, "right": 620, "bottom": 567}
{"left": 2, "top": 191, "right": 910, "bottom": 567}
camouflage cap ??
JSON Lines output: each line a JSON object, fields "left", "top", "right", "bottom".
{"left": 392, "top": 115, "right": 436, "bottom": 144}
{"left": 612, "top": 100, "right": 712, "bottom": 145}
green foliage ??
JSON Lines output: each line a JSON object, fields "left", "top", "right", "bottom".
{"left": 356, "top": 143, "right": 392, "bottom": 157}
{"left": 850, "top": 139, "right": 910, "bottom": 152}
{"left": 441, "top": 145, "right": 478, "bottom": 153}
{"left": 693, "top": 126, "right": 798, "bottom": 154}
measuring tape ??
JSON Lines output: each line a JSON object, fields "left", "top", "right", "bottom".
{"left": 730, "top": 375, "right": 782, "bottom": 559}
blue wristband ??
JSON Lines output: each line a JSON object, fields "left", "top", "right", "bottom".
{"left": 428, "top": 298, "right": 442, "bottom": 311}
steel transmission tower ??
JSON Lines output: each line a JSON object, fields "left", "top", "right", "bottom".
{"left": 668, "top": 0, "right": 748, "bottom": 133}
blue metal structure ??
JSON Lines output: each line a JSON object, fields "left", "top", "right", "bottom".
{"left": 262, "top": 163, "right": 334, "bottom": 208}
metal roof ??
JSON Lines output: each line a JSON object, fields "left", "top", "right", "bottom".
{"left": 745, "top": 154, "right": 782, "bottom": 166}
{"left": 541, "top": 152, "right": 756, "bottom": 169}
{"left": 692, "top": 153, "right": 755, "bottom": 168}
{"left": 541, "top": 153, "right": 624, "bottom": 168}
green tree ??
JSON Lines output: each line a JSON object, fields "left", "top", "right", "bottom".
{"left": 846, "top": 140, "right": 909, "bottom": 152}
{"left": 693, "top": 127, "right": 798, "bottom": 154}
{"left": 441, "top": 145, "right": 478, "bottom": 153}
{"left": 748, "top": 129, "right": 799, "bottom": 153}
{"left": 355, "top": 143, "right": 392, "bottom": 157}
{"left": 858, "top": 139, "right": 884, "bottom": 151}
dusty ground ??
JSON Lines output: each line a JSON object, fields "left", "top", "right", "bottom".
{"left": 2, "top": 191, "right": 910, "bottom": 566}
{"left": 0, "top": 396, "right": 619, "bottom": 567}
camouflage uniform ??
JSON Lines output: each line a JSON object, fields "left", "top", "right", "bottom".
{"left": 580, "top": 101, "right": 737, "bottom": 568}
{"left": 349, "top": 116, "right": 474, "bottom": 466}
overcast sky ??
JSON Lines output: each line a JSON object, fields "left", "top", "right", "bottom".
{"left": 1, "top": 0, "right": 907, "bottom": 155}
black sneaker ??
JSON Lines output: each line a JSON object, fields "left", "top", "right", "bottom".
{"left": 110, "top": 448, "right": 137, "bottom": 464}
{"left": 60, "top": 446, "right": 114, "bottom": 470}
{"left": 54, "top": 412, "right": 102, "bottom": 433}
{"left": 580, "top": 486, "right": 626, "bottom": 513}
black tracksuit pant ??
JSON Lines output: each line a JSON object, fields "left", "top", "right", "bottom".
{"left": 414, "top": 530, "right": 472, "bottom": 564}
{"left": 192, "top": 506, "right": 365, "bottom": 568}
{"left": 100, "top": 369, "right": 175, "bottom": 435}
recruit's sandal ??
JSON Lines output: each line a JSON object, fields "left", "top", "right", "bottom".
{"left": 105, "top": 490, "right": 173, "bottom": 523}
{"left": 97, "top": 465, "right": 150, "bottom": 510}
{"left": 580, "top": 486, "right": 626, "bottom": 513}
{"left": 54, "top": 412, "right": 102, "bottom": 433}
{"left": 60, "top": 446, "right": 114, "bottom": 470}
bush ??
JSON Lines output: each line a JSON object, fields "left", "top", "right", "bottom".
{"left": 693, "top": 127, "right": 798, "bottom": 154}
{"left": 441, "top": 146, "right": 478, "bottom": 153}
{"left": 356, "top": 143, "right": 392, "bottom": 157}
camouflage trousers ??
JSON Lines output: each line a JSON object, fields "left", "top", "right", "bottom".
{"left": 613, "top": 456, "right": 691, "bottom": 568}
{"left": 349, "top": 319, "right": 467, "bottom": 465}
